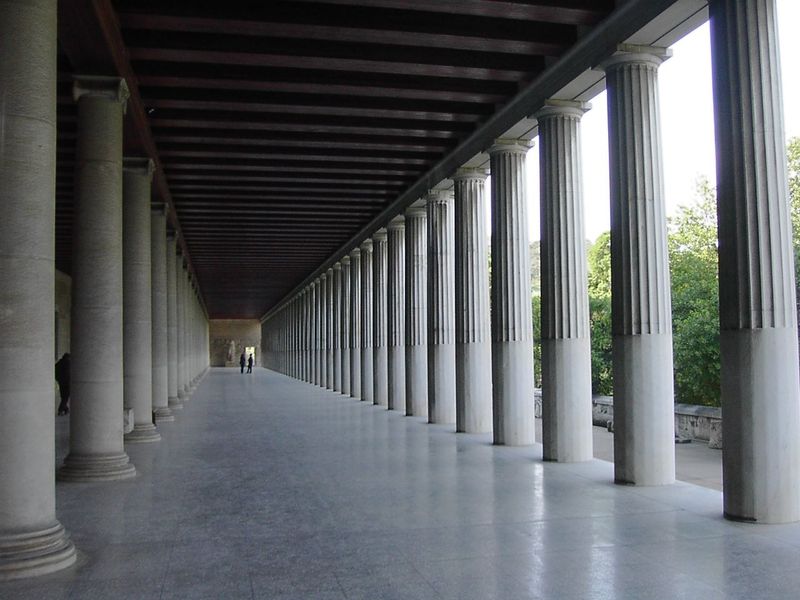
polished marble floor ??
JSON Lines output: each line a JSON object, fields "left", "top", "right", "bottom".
{"left": 3, "top": 367, "right": 800, "bottom": 599}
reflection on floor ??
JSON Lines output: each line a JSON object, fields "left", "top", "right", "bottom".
{"left": 3, "top": 367, "right": 798, "bottom": 599}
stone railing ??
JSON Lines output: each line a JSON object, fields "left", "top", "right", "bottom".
{"left": 533, "top": 390, "right": 722, "bottom": 449}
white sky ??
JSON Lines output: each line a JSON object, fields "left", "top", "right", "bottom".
{"left": 525, "top": 0, "right": 800, "bottom": 243}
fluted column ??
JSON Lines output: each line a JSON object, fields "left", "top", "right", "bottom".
{"left": 536, "top": 101, "right": 593, "bottom": 462}
{"left": 405, "top": 207, "right": 428, "bottom": 418}
{"left": 373, "top": 230, "right": 389, "bottom": 407}
{"left": 341, "top": 257, "right": 352, "bottom": 395}
{"left": 489, "top": 140, "right": 535, "bottom": 446}
{"left": 318, "top": 275, "right": 327, "bottom": 387}
{"left": 312, "top": 279, "right": 321, "bottom": 385}
{"left": 0, "top": 0, "right": 77, "bottom": 576}
{"left": 59, "top": 76, "right": 136, "bottom": 481}
{"left": 603, "top": 46, "right": 675, "bottom": 485}
{"left": 387, "top": 217, "right": 407, "bottom": 412}
{"left": 166, "top": 232, "right": 181, "bottom": 410}
{"left": 360, "top": 239, "right": 374, "bottom": 403}
{"left": 303, "top": 287, "right": 311, "bottom": 382}
{"left": 332, "top": 263, "right": 343, "bottom": 391}
{"left": 181, "top": 270, "right": 192, "bottom": 396}
{"left": 325, "top": 268, "right": 335, "bottom": 389}
{"left": 122, "top": 158, "right": 160, "bottom": 443}
{"left": 711, "top": 0, "right": 800, "bottom": 523}
{"left": 176, "top": 256, "right": 188, "bottom": 400}
{"left": 350, "top": 248, "right": 362, "bottom": 398}
{"left": 453, "top": 170, "right": 492, "bottom": 433}
{"left": 427, "top": 191, "right": 456, "bottom": 425}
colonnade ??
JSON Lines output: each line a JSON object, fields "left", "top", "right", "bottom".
{"left": 0, "top": 0, "right": 209, "bottom": 578}
{"left": 262, "top": 0, "right": 800, "bottom": 524}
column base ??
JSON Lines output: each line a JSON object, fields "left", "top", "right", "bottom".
{"left": 125, "top": 423, "right": 161, "bottom": 443}
{"left": 0, "top": 522, "right": 76, "bottom": 581}
{"left": 168, "top": 395, "right": 183, "bottom": 410}
{"left": 58, "top": 452, "right": 136, "bottom": 482}
{"left": 153, "top": 406, "right": 175, "bottom": 423}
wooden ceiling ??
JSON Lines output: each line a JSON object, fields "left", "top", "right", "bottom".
{"left": 55, "top": 0, "right": 615, "bottom": 318}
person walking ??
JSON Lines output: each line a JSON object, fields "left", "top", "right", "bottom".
{"left": 247, "top": 354, "right": 254, "bottom": 373}
{"left": 55, "top": 353, "right": 71, "bottom": 415}
{"left": 239, "top": 351, "right": 246, "bottom": 374}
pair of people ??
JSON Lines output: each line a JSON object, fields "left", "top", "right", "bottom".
{"left": 239, "top": 352, "right": 254, "bottom": 374}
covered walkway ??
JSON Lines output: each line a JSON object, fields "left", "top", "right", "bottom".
{"left": 3, "top": 368, "right": 799, "bottom": 599}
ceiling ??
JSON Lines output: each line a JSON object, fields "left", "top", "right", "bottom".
{"left": 55, "top": 0, "right": 625, "bottom": 318}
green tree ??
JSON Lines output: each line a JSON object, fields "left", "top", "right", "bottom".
{"left": 586, "top": 233, "right": 613, "bottom": 395}
{"left": 788, "top": 137, "right": 800, "bottom": 281}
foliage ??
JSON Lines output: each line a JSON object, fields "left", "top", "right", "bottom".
{"left": 531, "top": 295, "right": 542, "bottom": 388}
{"left": 589, "top": 295, "right": 613, "bottom": 395}
{"left": 587, "top": 231, "right": 612, "bottom": 299}
{"left": 789, "top": 137, "right": 800, "bottom": 282}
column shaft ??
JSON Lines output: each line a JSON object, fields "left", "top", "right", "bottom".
{"left": 325, "top": 269, "right": 334, "bottom": 389}
{"left": 711, "top": 0, "right": 800, "bottom": 522}
{"left": 341, "top": 257, "right": 352, "bottom": 395}
{"left": 333, "top": 263, "right": 342, "bottom": 392}
{"left": 349, "top": 249, "right": 362, "bottom": 398}
{"left": 490, "top": 140, "right": 535, "bottom": 445}
{"left": 373, "top": 230, "right": 389, "bottom": 407}
{"left": 176, "top": 255, "right": 187, "bottom": 400}
{"left": 360, "top": 240, "right": 374, "bottom": 402}
{"left": 387, "top": 218, "right": 406, "bottom": 412}
{"left": 60, "top": 77, "right": 136, "bottom": 480}
{"left": 427, "top": 191, "right": 456, "bottom": 425}
{"left": 536, "top": 101, "right": 593, "bottom": 462}
{"left": 150, "top": 208, "right": 172, "bottom": 422}
{"left": 0, "top": 0, "right": 76, "bottom": 576}
{"left": 405, "top": 207, "right": 428, "bottom": 418}
{"left": 166, "top": 233, "right": 181, "bottom": 410}
{"left": 604, "top": 48, "right": 675, "bottom": 485}
{"left": 320, "top": 274, "right": 328, "bottom": 387}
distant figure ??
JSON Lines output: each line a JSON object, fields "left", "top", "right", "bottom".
{"left": 240, "top": 351, "right": 246, "bottom": 374}
{"left": 55, "top": 353, "right": 71, "bottom": 416}
{"left": 247, "top": 354, "right": 254, "bottom": 373}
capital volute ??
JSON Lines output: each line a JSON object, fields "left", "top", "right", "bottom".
{"left": 72, "top": 76, "right": 130, "bottom": 111}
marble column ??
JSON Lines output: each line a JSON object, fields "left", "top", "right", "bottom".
{"left": 325, "top": 268, "right": 335, "bottom": 389}
{"left": 0, "top": 0, "right": 77, "bottom": 576}
{"left": 405, "top": 207, "right": 429, "bottom": 418}
{"left": 175, "top": 254, "right": 187, "bottom": 401}
{"left": 453, "top": 170, "right": 492, "bottom": 433}
{"left": 603, "top": 46, "right": 675, "bottom": 485}
{"left": 166, "top": 233, "right": 182, "bottom": 410}
{"left": 711, "top": 0, "right": 800, "bottom": 523}
{"left": 312, "top": 279, "right": 321, "bottom": 385}
{"left": 536, "top": 101, "right": 593, "bottom": 462}
{"left": 489, "top": 140, "right": 535, "bottom": 446}
{"left": 181, "top": 269, "right": 192, "bottom": 397}
{"left": 349, "top": 248, "right": 362, "bottom": 399}
{"left": 122, "top": 158, "right": 160, "bottom": 443}
{"left": 386, "top": 217, "right": 407, "bottom": 412}
{"left": 320, "top": 273, "right": 329, "bottom": 387}
{"left": 360, "top": 239, "right": 374, "bottom": 403}
{"left": 341, "top": 257, "right": 352, "bottom": 396}
{"left": 427, "top": 191, "right": 456, "bottom": 425}
{"left": 373, "top": 229, "right": 389, "bottom": 407}
{"left": 332, "top": 263, "right": 342, "bottom": 392}
{"left": 59, "top": 76, "right": 136, "bottom": 481}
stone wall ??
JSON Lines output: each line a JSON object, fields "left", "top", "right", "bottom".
{"left": 55, "top": 269, "right": 71, "bottom": 360}
{"left": 209, "top": 319, "right": 261, "bottom": 367}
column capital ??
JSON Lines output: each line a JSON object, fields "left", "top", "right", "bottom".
{"left": 451, "top": 167, "right": 488, "bottom": 182}
{"left": 425, "top": 189, "right": 453, "bottom": 205}
{"left": 534, "top": 99, "right": 591, "bottom": 121}
{"left": 123, "top": 157, "right": 155, "bottom": 179}
{"left": 488, "top": 138, "right": 532, "bottom": 156}
{"left": 599, "top": 44, "right": 672, "bottom": 72}
{"left": 326, "top": 267, "right": 334, "bottom": 276}
{"left": 360, "top": 238, "right": 373, "bottom": 252}
{"left": 405, "top": 205, "right": 427, "bottom": 219}
{"left": 341, "top": 256, "right": 351, "bottom": 266}
{"left": 373, "top": 228, "right": 388, "bottom": 242}
{"left": 333, "top": 261, "right": 342, "bottom": 271}
{"left": 350, "top": 247, "right": 362, "bottom": 258}
{"left": 320, "top": 272, "right": 327, "bottom": 281}
{"left": 387, "top": 215, "right": 405, "bottom": 231}
{"left": 73, "top": 75, "right": 130, "bottom": 107}
{"left": 151, "top": 202, "right": 167, "bottom": 215}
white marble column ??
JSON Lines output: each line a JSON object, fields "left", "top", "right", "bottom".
{"left": 318, "top": 275, "right": 327, "bottom": 387}
{"left": 122, "top": 158, "right": 160, "bottom": 443}
{"left": 341, "top": 257, "right": 352, "bottom": 395}
{"left": 387, "top": 217, "right": 407, "bottom": 412}
{"left": 303, "top": 287, "right": 311, "bottom": 382}
{"left": 711, "top": 0, "right": 800, "bottom": 523}
{"left": 325, "top": 268, "right": 335, "bottom": 389}
{"left": 0, "top": 0, "right": 77, "bottom": 576}
{"left": 350, "top": 248, "right": 362, "bottom": 399}
{"left": 176, "top": 256, "right": 188, "bottom": 401}
{"left": 427, "top": 191, "right": 457, "bottom": 425}
{"left": 166, "top": 232, "right": 182, "bottom": 410}
{"left": 59, "top": 76, "right": 136, "bottom": 481}
{"left": 405, "top": 207, "right": 428, "bottom": 418}
{"left": 360, "top": 239, "right": 374, "bottom": 403}
{"left": 536, "top": 101, "right": 593, "bottom": 462}
{"left": 181, "top": 269, "right": 192, "bottom": 396}
{"left": 312, "top": 279, "right": 321, "bottom": 385}
{"left": 332, "top": 263, "right": 343, "bottom": 391}
{"left": 489, "top": 140, "right": 535, "bottom": 446}
{"left": 603, "top": 46, "right": 675, "bottom": 485}
{"left": 453, "top": 170, "right": 493, "bottom": 433}
{"left": 373, "top": 229, "right": 389, "bottom": 407}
